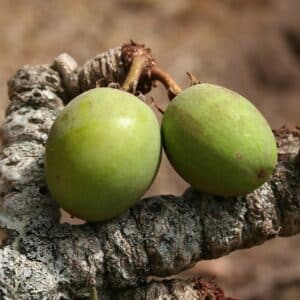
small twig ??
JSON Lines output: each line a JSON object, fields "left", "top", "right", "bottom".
{"left": 154, "top": 103, "right": 165, "bottom": 114}
{"left": 151, "top": 66, "right": 182, "bottom": 100}
{"left": 187, "top": 72, "right": 201, "bottom": 85}
{"left": 148, "top": 97, "right": 165, "bottom": 114}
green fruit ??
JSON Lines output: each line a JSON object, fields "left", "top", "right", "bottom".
{"left": 45, "top": 88, "right": 161, "bottom": 221}
{"left": 162, "top": 84, "right": 277, "bottom": 196}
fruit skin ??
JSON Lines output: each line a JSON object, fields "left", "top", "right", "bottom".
{"left": 45, "top": 88, "right": 161, "bottom": 222}
{"left": 162, "top": 83, "right": 278, "bottom": 196}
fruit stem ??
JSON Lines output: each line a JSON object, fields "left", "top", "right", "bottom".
{"left": 151, "top": 66, "right": 182, "bottom": 100}
{"left": 122, "top": 54, "right": 146, "bottom": 93}
{"left": 121, "top": 41, "right": 182, "bottom": 100}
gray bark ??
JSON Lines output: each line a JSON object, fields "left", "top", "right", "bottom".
{"left": 0, "top": 52, "right": 299, "bottom": 299}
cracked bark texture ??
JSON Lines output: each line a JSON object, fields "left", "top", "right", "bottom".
{"left": 0, "top": 53, "right": 299, "bottom": 300}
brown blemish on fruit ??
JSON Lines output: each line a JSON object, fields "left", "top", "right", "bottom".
{"left": 257, "top": 169, "right": 267, "bottom": 179}
{"left": 235, "top": 152, "right": 243, "bottom": 160}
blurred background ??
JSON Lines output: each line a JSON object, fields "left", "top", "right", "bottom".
{"left": 0, "top": 0, "right": 299, "bottom": 299}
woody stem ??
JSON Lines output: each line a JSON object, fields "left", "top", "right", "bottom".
{"left": 151, "top": 66, "right": 182, "bottom": 100}
{"left": 122, "top": 55, "right": 146, "bottom": 92}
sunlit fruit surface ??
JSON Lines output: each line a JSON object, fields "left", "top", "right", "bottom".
{"left": 162, "top": 84, "right": 277, "bottom": 196}
{"left": 45, "top": 88, "right": 161, "bottom": 222}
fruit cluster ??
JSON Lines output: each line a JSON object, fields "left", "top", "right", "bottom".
{"left": 45, "top": 45, "right": 277, "bottom": 222}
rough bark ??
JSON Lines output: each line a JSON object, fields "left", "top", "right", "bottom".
{"left": 0, "top": 52, "right": 299, "bottom": 299}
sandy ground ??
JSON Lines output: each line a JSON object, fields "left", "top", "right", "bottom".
{"left": 0, "top": 0, "right": 299, "bottom": 299}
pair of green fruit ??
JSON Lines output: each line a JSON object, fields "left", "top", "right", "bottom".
{"left": 45, "top": 84, "right": 277, "bottom": 222}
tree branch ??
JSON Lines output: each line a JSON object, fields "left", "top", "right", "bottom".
{"left": 0, "top": 51, "right": 299, "bottom": 299}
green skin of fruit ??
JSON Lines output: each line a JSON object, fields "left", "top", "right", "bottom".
{"left": 45, "top": 88, "right": 161, "bottom": 222}
{"left": 162, "top": 83, "right": 278, "bottom": 196}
